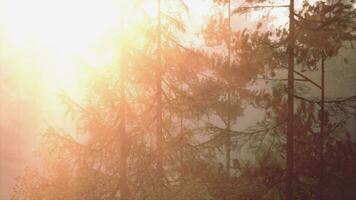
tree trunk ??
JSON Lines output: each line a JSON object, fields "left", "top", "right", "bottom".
{"left": 225, "top": 0, "right": 232, "bottom": 179}
{"left": 118, "top": 10, "right": 130, "bottom": 200}
{"left": 119, "top": 87, "right": 130, "bottom": 200}
{"left": 286, "top": 0, "right": 295, "bottom": 198}
{"left": 317, "top": 55, "right": 325, "bottom": 200}
{"left": 156, "top": 0, "right": 163, "bottom": 174}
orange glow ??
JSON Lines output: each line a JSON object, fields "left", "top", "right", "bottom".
{"left": 1, "top": 0, "right": 355, "bottom": 199}
{"left": 0, "top": 0, "right": 159, "bottom": 93}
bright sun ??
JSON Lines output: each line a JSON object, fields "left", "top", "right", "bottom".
{"left": 0, "top": 0, "right": 155, "bottom": 93}
{"left": 0, "top": 0, "right": 212, "bottom": 95}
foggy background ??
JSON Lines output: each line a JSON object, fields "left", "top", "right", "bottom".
{"left": 1, "top": 0, "right": 355, "bottom": 199}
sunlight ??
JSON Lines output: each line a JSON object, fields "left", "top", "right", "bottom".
{"left": 0, "top": 0, "right": 210, "bottom": 94}
{"left": 1, "top": 0, "right": 355, "bottom": 199}
{"left": 0, "top": 0, "right": 148, "bottom": 92}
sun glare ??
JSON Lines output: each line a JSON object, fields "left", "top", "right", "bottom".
{"left": 0, "top": 0, "right": 157, "bottom": 93}
{"left": 0, "top": 0, "right": 212, "bottom": 95}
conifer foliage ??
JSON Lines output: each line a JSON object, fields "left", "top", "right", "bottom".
{"left": 11, "top": 0, "right": 356, "bottom": 200}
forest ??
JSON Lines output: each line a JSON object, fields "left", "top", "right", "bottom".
{"left": 1, "top": 0, "right": 355, "bottom": 199}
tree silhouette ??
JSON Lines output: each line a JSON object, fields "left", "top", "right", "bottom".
{"left": 9, "top": 0, "right": 356, "bottom": 200}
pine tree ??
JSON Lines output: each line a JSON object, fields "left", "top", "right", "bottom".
{"left": 294, "top": 1, "right": 356, "bottom": 199}
{"left": 11, "top": 1, "right": 211, "bottom": 200}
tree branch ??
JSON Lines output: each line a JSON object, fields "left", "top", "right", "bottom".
{"left": 294, "top": 95, "right": 356, "bottom": 104}
{"left": 278, "top": 64, "right": 322, "bottom": 89}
